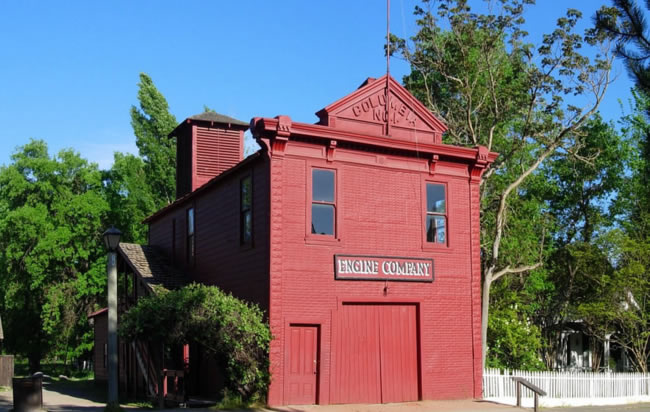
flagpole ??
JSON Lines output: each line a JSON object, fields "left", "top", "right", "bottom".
{"left": 386, "top": 0, "right": 391, "bottom": 136}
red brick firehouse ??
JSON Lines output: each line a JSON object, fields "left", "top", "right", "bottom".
{"left": 94, "top": 75, "right": 496, "bottom": 405}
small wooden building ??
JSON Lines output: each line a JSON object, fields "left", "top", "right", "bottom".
{"left": 102, "top": 75, "right": 496, "bottom": 405}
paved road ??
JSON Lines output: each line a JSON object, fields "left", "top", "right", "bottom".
{"left": 1, "top": 384, "right": 648, "bottom": 412}
{"left": 546, "top": 404, "right": 650, "bottom": 412}
{"left": 0, "top": 387, "right": 524, "bottom": 412}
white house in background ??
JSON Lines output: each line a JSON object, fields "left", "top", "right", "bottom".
{"left": 557, "top": 326, "right": 633, "bottom": 372}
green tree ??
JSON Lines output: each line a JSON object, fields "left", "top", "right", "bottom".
{"left": 392, "top": 0, "right": 614, "bottom": 367}
{"left": 595, "top": 1, "right": 650, "bottom": 372}
{"left": 105, "top": 74, "right": 177, "bottom": 243}
{"left": 532, "top": 115, "right": 629, "bottom": 370}
{"left": 0, "top": 140, "right": 108, "bottom": 372}
{"left": 130, "top": 73, "right": 177, "bottom": 208}
{"left": 103, "top": 153, "right": 155, "bottom": 243}
{"left": 596, "top": 1, "right": 650, "bottom": 213}
{"left": 596, "top": 0, "right": 650, "bottom": 93}
{"left": 575, "top": 228, "right": 650, "bottom": 372}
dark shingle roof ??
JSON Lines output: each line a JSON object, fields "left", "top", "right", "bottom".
{"left": 188, "top": 111, "right": 249, "bottom": 127}
{"left": 118, "top": 243, "right": 188, "bottom": 293}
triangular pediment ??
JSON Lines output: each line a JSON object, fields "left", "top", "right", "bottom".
{"left": 316, "top": 75, "right": 446, "bottom": 144}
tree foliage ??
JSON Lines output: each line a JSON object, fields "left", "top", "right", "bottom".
{"left": 593, "top": 0, "right": 650, "bottom": 372}
{"left": 0, "top": 140, "right": 108, "bottom": 372}
{"left": 120, "top": 284, "right": 271, "bottom": 402}
{"left": 105, "top": 73, "right": 177, "bottom": 244}
{"left": 130, "top": 73, "right": 177, "bottom": 208}
{"left": 392, "top": 0, "right": 614, "bottom": 367}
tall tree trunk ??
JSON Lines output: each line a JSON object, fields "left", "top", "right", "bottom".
{"left": 481, "top": 274, "right": 493, "bottom": 368}
{"left": 28, "top": 353, "right": 41, "bottom": 375}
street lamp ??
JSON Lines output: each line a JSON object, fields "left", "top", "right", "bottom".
{"left": 103, "top": 226, "right": 121, "bottom": 408}
{"left": 103, "top": 226, "right": 122, "bottom": 252}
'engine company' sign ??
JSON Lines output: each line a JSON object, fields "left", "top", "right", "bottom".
{"left": 334, "top": 254, "right": 434, "bottom": 282}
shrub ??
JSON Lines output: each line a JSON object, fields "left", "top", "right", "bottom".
{"left": 119, "top": 284, "right": 271, "bottom": 402}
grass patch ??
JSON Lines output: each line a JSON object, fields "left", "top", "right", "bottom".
{"left": 122, "top": 400, "right": 155, "bottom": 409}
{"left": 214, "top": 390, "right": 265, "bottom": 410}
{"left": 13, "top": 358, "right": 93, "bottom": 381}
{"left": 0, "top": 386, "right": 9, "bottom": 392}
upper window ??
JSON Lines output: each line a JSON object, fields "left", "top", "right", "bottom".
{"left": 426, "top": 183, "right": 446, "bottom": 244}
{"left": 186, "top": 207, "right": 195, "bottom": 264}
{"left": 311, "top": 169, "right": 335, "bottom": 236}
{"left": 240, "top": 176, "right": 252, "bottom": 245}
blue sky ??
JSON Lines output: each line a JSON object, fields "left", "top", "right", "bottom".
{"left": 0, "top": 1, "right": 634, "bottom": 169}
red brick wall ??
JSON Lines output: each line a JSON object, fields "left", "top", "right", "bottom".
{"left": 266, "top": 141, "right": 481, "bottom": 404}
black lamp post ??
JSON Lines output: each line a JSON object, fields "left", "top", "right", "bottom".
{"left": 103, "top": 226, "right": 121, "bottom": 407}
{"left": 103, "top": 226, "right": 122, "bottom": 252}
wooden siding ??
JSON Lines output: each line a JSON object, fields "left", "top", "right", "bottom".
{"left": 175, "top": 128, "right": 192, "bottom": 199}
{"left": 195, "top": 126, "right": 242, "bottom": 188}
{"left": 149, "top": 155, "right": 270, "bottom": 311}
{"left": 93, "top": 313, "right": 108, "bottom": 381}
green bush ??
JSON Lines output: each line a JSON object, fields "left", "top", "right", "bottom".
{"left": 119, "top": 284, "right": 271, "bottom": 403}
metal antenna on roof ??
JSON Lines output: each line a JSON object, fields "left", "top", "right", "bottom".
{"left": 386, "top": 0, "right": 391, "bottom": 137}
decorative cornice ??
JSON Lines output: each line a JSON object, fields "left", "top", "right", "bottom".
{"left": 275, "top": 115, "right": 292, "bottom": 138}
{"left": 252, "top": 116, "right": 498, "bottom": 165}
{"left": 327, "top": 140, "right": 337, "bottom": 163}
{"left": 429, "top": 154, "right": 439, "bottom": 175}
{"left": 469, "top": 146, "right": 491, "bottom": 183}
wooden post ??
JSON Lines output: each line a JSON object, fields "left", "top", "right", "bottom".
{"left": 158, "top": 345, "right": 164, "bottom": 409}
{"left": 516, "top": 381, "right": 521, "bottom": 407}
{"left": 0, "top": 356, "right": 14, "bottom": 387}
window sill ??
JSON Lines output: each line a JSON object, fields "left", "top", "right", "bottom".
{"left": 422, "top": 242, "right": 451, "bottom": 252}
{"left": 305, "top": 234, "right": 342, "bottom": 246}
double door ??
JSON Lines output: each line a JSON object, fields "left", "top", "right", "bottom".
{"left": 331, "top": 303, "right": 419, "bottom": 404}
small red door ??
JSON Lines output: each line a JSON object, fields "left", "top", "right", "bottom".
{"left": 285, "top": 325, "right": 319, "bottom": 404}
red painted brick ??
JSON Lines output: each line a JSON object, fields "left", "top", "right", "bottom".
{"left": 142, "top": 76, "right": 496, "bottom": 405}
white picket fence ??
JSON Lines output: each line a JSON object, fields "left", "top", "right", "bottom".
{"left": 483, "top": 368, "right": 650, "bottom": 407}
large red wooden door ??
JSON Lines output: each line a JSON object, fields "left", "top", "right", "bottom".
{"left": 331, "top": 304, "right": 419, "bottom": 404}
{"left": 379, "top": 304, "right": 419, "bottom": 403}
{"left": 331, "top": 305, "right": 382, "bottom": 403}
{"left": 285, "top": 325, "right": 319, "bottom": 404}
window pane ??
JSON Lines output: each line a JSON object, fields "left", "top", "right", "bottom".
{"left": 427, "top": 184, "right": 446, "bottom": 213}
{"left": 242, "top": 211, "right": 252, "bottom": 243}
{"left": 426, "top": 215, "right": 446, "bottom": 244}
{"left": 313, "top": 169, "right": 334, "bottom": 202}
{"left": 187, "top": 208, "right": 195, "bottom": 235}
{"left": 311, "top": 204, "right": 334, "bottom": 235}
{"left": 241, "top": 177, "right": 251, "bottom": 211}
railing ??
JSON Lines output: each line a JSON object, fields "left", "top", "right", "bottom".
{"left": 162, "top": 369, "right": 186, "bottom": 404}
{"left": 132, "top": 340, "right": 158, "bottom": 398}
{"left": 512, "top": 377, "right": 546, "bottom": 412}
{"left": 484, "top": 368, "right": 650, "bottom": 408}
